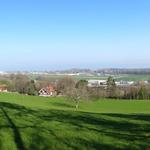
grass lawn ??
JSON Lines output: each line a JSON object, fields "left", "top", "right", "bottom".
{"left": 0, "top": 93, "right": 149, "bottom": 150}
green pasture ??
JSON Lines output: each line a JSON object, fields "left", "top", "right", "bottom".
{"left": 0, "top": 93, "right": 149, "bottom": 150}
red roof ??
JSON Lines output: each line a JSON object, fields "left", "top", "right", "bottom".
{"left": 45, "top": 85, "right": 55, "bottom": 92}
{"left": 40, "top": 84, "right": 56, "bottom": 95}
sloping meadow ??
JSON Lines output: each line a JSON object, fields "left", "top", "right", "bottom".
{"left": 0, "top": 101, "right": 149, "bottom": 150}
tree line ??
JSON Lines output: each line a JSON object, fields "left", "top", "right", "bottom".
{"left": 1, "top": 74, "right": 150, "bottom": 100}
{"left": 56, "top": 76, "right": 150, "bottom": 100}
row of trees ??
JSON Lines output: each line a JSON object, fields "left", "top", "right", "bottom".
{"left": 0, "top": 74, "right": 52, "bottom": 96}
{"left": 1, "top": 74, "right": 150, "bottom": 101}
{"left": 56, "top": 76, "right": 150, "bottom": 100}
{"left": 89, "top": 76, "right": 150, "bottom": 100}
{"left": 55, "top": 76, "right": 150, "bottom": 109}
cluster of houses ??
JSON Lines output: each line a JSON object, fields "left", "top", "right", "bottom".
{"left": 87, "top": 79, "right": 149, "bottom": 88}
{"left": 37, "top": 80, "right": 134, "bottom": 96}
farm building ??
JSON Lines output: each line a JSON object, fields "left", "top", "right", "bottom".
{"left": 0, "top": 84, "right": 8, "bottom": 92}
{"left": 88, "top": 80, "right": 107, "bottom": 88}
{"left": 39, "top": 85, "right": 57, "bottom": 97}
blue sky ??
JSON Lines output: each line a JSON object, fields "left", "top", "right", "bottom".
{"left": 0, "top": 0, "right": 150, "bottom": 71}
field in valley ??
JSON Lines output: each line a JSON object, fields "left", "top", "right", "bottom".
{"left": 0, "top": 93, "right": 149, "bottom": 150}
{"left": 29, "top": 74, "right": 150, "bottom": 82}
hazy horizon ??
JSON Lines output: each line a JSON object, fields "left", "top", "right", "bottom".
{"left": 1, "top": 67, "right": 150, "bottom": 72}
{"left": 0, "top": 0, "right": 150, "bottom": 71}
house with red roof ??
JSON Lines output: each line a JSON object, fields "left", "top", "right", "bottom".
{"left": 38, "top": 84, "right": 57, "bottom": 97}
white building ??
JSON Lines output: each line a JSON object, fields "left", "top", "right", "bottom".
{"left": 88, "top": 80, "right": 107, "bottom": 87}
{"left": 115, "top": 80, "right": 134, "bottom": 87}
{"left": 88, "top": 80, "right": 135, "bottom": 88}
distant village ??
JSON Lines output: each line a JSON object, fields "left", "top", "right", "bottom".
{"left": 0, "top": 69, "right": 150, "bottom": 99}
{"left": 88, "top": 79, "right": 149, "bottom": 88}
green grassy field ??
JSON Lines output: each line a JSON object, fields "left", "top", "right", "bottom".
{"left": 29, "top": 74, "right": 150, "bottom": 82}
{"left": 29, "top": 74, "right": 108, "bottom": 81}
{"left": 0, "top": 93, "right": 149, "bottom": 150}
{"left": 116, "top": 74, "right": 150, "bottom": 81}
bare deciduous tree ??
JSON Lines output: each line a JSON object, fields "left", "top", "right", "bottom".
{"left": 66, "top": 80, "right": 89, "bottom": 110}
{"left": 57, "top": 77, "right": 89, "bottom": 110}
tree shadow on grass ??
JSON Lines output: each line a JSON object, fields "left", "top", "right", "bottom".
{"left": 102, "top": 113, "right": 150, "bottom": 122}
{"left": 51, "top": 102, "right": 75, "bottom": 109}
{"left": 0, "top": 107, "right": 26, "bottom": 150}
{"left": 0, "top": 102, "right": 149, "bottom": 150}
{"left": 0, "top": 102, "right": 37, "bottom": 150}
{"left": 39, "top": 110, "right": 150, "bottom": 149}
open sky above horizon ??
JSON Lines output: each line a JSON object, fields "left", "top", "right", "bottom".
{"left": 0, "top": 0, "right": 150, "bottom": 71}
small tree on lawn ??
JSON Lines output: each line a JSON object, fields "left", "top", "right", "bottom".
{"left": 66, "top": 87, "right": 80, "bottom": 110}
{"left": 66, "top": 79, "right": 89, "bottom": 110}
